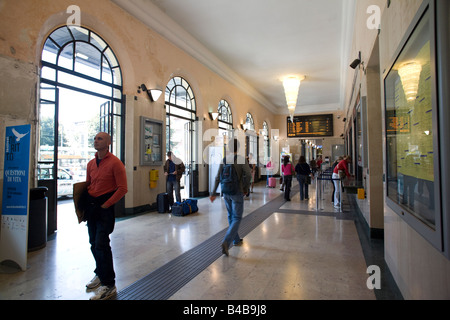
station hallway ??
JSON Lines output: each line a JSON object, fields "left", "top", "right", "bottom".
{"left": 0, "top": 180, "right": 401, "bottom": 300}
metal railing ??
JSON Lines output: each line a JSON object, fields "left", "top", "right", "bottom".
{"left": 315, "top": 168, "right": 343, "bottom": 212}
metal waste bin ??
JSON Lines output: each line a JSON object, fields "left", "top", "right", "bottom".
{"left": 28, "top": 187, "right": 48, "bottom": 252}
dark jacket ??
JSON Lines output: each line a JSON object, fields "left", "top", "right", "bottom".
{"left": 164, "top": 159, "right": 185, "bottom": 182}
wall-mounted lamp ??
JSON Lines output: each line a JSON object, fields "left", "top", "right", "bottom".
{"left": 139, "top": 84, "right": 163, "bottom": 102}
{"left": 209, "top": 112, "right": 219, "bottom": 121}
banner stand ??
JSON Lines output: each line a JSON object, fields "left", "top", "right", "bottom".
{"left": 0, "top": 124, "right": 31, "bottom": 272}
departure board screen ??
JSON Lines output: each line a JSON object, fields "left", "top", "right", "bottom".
{"left": 287, "top": 114, "right": 334, "bottom": 137}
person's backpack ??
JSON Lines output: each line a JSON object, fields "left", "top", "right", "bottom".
{"left": 220, "top": 156, "right": 240, "bottom": 195}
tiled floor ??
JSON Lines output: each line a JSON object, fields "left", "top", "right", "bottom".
{"left": 0, "top": 179, "right": 379, "bottom": 300}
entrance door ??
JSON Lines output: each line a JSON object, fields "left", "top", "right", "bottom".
{"left": 39, "top": 26, "right": 124, "bottom": 231}
{"left": 38, "top": 85, "right": 58, "bottom": 235}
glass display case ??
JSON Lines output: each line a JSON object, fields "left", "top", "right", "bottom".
{"left": 140, "top": 116, "right": 163, "bottom": 166}
{"left": 384, "top": 0, "right": 450, "bottom": 257}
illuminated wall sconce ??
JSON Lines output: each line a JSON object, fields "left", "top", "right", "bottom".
{"left": 139, "top": 84, "right": 163, "bottom": 102}
{"left": 209, "top": 112, "right": 219, "bottom": 120}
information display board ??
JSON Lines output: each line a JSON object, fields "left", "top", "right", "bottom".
{"left": 287, "top": 114, "right": 333, "bottom": 138}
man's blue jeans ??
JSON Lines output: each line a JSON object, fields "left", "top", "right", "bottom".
{"left": 166, "top": 179, "right": 181, "bottom": 206}
{"left": 223, "top": 192, "right": 244, "bottom": 246}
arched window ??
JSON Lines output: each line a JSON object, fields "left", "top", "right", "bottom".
{"left": 165, "top": 76, "right": 196, "bottom": 119}
{"left": 39, "top": 25, "right": 124, "bottom": 233}
{"left": 41, "top": 25, "right": 122, "bottom": 87}
{"left": 244, "top": 113, "right": 255, "bottom": 131}
{"left": 165, "top": 76, "right": 197, "bottom": 197}
{"left": 218, "top": 99, "right": 233, "bottom": 138}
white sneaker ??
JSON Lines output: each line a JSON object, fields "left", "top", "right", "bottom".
{"left": 90, "top": 285, "right": 117, "bottom": 300}
{"left": 86, "top": 275, "right": 101, "bottom": 289}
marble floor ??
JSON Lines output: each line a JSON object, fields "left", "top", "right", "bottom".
{"left": 0, "top": 179, "right": 377, "bottom": 300}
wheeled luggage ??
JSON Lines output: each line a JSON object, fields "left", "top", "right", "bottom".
{"left": 157, "top": 193, "right": 169, "bottom": 213}
{"left": 268, "top": 177, "right": 277, "bottom": 188}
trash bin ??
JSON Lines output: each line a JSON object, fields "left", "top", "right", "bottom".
{"left": 28, "top": 187, "right": 48, "bottom": 252}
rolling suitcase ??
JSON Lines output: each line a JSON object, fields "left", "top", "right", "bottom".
{"left": 268, "top": 177, "right": 277, "bottom": 188}
{"left": 157, "top": 193, "right": 169, "bottom": 213}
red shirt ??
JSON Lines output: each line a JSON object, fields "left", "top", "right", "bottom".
{"left": 333, "top": 160, "right": 350, "bottom": 177}
{"left": 86, "top": 151, "right": 128, "bottom": 208}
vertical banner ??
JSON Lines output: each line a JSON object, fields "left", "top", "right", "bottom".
{"left": 1, "top": 124, "right": 31, "bottom": 271}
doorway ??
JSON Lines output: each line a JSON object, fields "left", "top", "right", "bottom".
{"left": 165, "top": 77, "right": 198, "bottom": 198}
{"left": 39, "top": 26, "right": 124, "bottom": 234}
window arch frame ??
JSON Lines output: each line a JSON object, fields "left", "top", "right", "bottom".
{"left": 218, "top": 99, "right": 233, "bottom": 131}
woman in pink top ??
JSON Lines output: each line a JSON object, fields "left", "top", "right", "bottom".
{"left": 281, "top": 155, "right": 294, "bottom": 201}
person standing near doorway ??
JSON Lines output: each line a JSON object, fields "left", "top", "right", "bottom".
{"left": 85, "top": 132, "right": 128, "bottom": 300}
{"left": 164, "top": 151, "right": 185, "bottom": 209}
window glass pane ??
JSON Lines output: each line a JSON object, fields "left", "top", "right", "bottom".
{"left": 59, "top": 43, "right": 74, "bottom": 70}
{"left": 68, "top": 26, "right": 89, "bottom": 42}
{"left": 50, "top": 27, "right": 72, "bottom": 47}
{"left": 75, "top": 42, "right": 101, "bottom": 79}
{"left": 58, "top": 71, "right": 112, "bottom": 97}
{"left": 39, "top": 101, "right": 56, "bottom": 162}
{"left": 102, "top": 56, "right": 113, "bottom": 83}
{"left": 41, "top": 66, "right": 56, "bottom": 81}
{"left": 385, "top": 10, "right": 435, "bottom": 227}
{"left": 90, "top": 32, "right": 108, "bottom": 51}
{"left": 112, "top": 68, "right": 122, "bottom": 86}
{"left": 42, "top": 38, "right": 59, "bottom": 64}
{"left": 104, "top": 47, "right": 118, "bottom": 68}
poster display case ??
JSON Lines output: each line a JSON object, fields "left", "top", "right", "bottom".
{"left": 140, "top": 116, "right": 163, "bottom": 166}
{"left": 384, "top": 0, "right": 450, "bottom": 258}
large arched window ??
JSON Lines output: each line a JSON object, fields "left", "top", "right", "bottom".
{"left": 218, "top": 99, "right": 233, "bottom": 140}
{"left": 244, "top": 113, "right": 255, "bottom": 131}
{"left": 39, "top": 25, "right": 124, "bottom": 233}
{"left": 165, "top": 76, "right": 197, "bottom": 197}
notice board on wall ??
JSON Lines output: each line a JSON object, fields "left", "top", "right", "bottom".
{"left": 287, "top": 114, "right": 334, "bottom": 138}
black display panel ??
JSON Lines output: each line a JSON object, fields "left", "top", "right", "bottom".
{"left": 287, "top": 114, "right": 333, "bottom": 138}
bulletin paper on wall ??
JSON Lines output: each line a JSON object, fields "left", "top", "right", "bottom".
{"left": 0, "top": 124, "right": 31, "bottom": 271}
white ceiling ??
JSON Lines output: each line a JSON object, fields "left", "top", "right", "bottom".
{"left": 113, "top": 0, "right": 356, "bottom": 115}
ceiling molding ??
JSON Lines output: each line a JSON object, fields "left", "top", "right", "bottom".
{"left": 112, "top": 0, "right": 279, "bottom": 113}
{"left": 339, "top": 0, "right": 357, "bottom": 110}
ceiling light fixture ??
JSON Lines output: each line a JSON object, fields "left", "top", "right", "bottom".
{"left": 283, "top": 76, "right": 304, "bottom": 121}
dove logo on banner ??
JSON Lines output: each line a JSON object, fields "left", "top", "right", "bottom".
{"left": 1, "top": 124, "right": 31, "bottom": 271}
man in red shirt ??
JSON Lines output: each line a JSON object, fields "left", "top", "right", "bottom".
{"left": 85, "top": 132, "right": 127, "bottom": 300}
